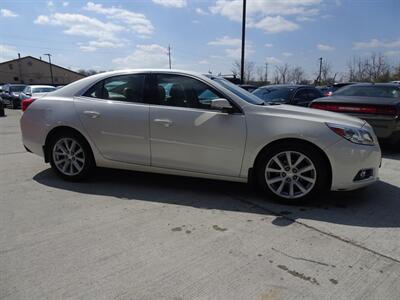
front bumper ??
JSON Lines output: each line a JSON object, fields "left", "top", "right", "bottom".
{"left": 325, "top": 139, "right": 381, "bottom": 191}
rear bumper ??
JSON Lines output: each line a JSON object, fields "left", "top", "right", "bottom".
{"left": 326, "top": 139, "right": 381, "bottom": 191}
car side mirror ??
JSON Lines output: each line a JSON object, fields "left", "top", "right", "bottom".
{"left": 210, "top": 98, "right": 233, "bottom": 113}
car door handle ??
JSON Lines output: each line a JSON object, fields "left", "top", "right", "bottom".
{"left": 153, "top": 119, "right": 173, "bottom": 127}
{"left": 83, "top": 111, "right": 101, "bottom": 119}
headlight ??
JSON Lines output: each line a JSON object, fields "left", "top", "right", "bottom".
{"left": 326, "top": 123, "right": 375, "bottom": 146}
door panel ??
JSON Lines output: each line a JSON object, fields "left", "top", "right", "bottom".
{"left": 75, "top": 97, "right": 150, "bottom": 165}
{"left": 150, "top": 105, "right": 246, "bottom": 177}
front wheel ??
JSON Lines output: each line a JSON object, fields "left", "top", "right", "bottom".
{"left": 256, "top": 142, "right": 330, "bottom": 204}
{"left": 48, "top": 132, "right": 94, "bottom": 181}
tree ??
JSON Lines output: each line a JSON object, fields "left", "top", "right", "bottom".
{"left": 346, "top": 53, "right": 391, "bottom": 82}
{"left": 274, "top": 63, "right": 290, "bottom": 84}
{"left": 288, "top": 66, "right": 306, "bottom": 84}
{"left": 231, "top": 60, "right": 256, "bottom": 83}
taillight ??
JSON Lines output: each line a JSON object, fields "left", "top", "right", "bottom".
{"left": 310, "top": 102, "right": 398, "bottom": 117}
{"left": 21, "top": 98, "right": 36, "bottom": 112}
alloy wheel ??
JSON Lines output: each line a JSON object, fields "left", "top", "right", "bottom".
{"left": 52, "top": 138, "right": 86, "bottom": 176}
{"left": 265, "top": 151, "right": 317, "bottom": 199}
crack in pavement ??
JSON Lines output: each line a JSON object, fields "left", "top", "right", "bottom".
{"left": 271, "top": 247, "right": 335, "bottom": 267}
{"left": 228, "top": 193, "right": 400, "bottom": 265}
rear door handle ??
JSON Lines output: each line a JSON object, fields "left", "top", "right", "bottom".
{"left": 153, "top": 118, "right": 172, "bottom": 127}
{"left": 83, "top": 111, "right": 101, "bottom": 119}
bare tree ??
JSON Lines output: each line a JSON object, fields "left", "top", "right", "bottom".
{"left": 347, "top": 53, "right": 391, "bottom": 82}
{"left": 231, "top": 60, "right": 255, "bottom": 83}
{"left": 274, "top": 63, "right": 290, "bottom": 84}
{"left": 256, "top": 65, "right": 265, "bottom": 83}
{"left": 288, "top": 66, "right": 306, "bottom": 84}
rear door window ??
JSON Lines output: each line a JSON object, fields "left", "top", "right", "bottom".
{"left": 84, "top": 74, "right": 146, "bottom": 103}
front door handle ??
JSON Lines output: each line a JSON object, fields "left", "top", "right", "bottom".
{"left": 153, "top": 118, "right": 173, "bottom": 127}
{"left": 83, "top": 111, "right": 101, "bottom": 119}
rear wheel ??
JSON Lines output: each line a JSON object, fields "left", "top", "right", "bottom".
{"left": 48, "top": 132, "right": 94, "bottom": 181}
{"left": 256, "top": 142, "right": 330, "bottom": 204}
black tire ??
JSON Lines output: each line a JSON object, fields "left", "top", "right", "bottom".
{"left": 255, "top": 141, "right": 330, "bottom": 204}
{"left": 48, "top": 131, "right": 95, "bottom": 181}
{"left": 11, "top": 99, "right": 18, "bottom": 109}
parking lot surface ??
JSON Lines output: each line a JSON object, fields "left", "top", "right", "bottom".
{"left": 1, "top": 109, "right": 400, "bottom": 300}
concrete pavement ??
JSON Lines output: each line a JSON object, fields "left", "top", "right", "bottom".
{"left": 1, "top": 109, "right": 400, "bottom": 299}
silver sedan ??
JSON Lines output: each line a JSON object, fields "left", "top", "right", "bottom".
{"left": 20, "top": 70, "right": 381, "bottom": 203}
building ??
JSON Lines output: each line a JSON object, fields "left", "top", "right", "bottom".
{"left": 0, "top": 55, "right": 85, "bottom": 85}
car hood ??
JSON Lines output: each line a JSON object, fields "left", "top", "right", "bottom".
{"left": 313, "top": 95, "right": 400, "bottom": 106}
{"left": 264, "top": 104, "right": 366, "bottom": 128}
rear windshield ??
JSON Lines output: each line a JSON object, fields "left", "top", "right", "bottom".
{"left": 334, "top": 85, "right": 400, "bottom": 98}
{"left": 253, "top": 87, "right": 293, "bottom": 102}
{"left": 10, "top": 86, "right": 26, "bottom": 92}
{"left": 32, "top": 87, "right": 56, "bottom": 93}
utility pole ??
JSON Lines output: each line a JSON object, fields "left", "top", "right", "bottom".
{"left": 167, "top": 45, "right": 172, "bottom": 69}
{"left": 265, "top": 62, "right": 268, "bottom": 84}
{"left": 318, "top": 57, "right": 323, "bottom": 85}
{"left": 240, "top": 0, "right": 247, "bottom": 84}
{"left": 44, "top": 53, "right": 54, "bottom": 85}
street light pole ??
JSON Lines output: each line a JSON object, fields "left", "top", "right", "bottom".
{"left": 240, "top": 0, "right": 247, "bottom": 84}
{"left": 44, "top": 53, "right": 54, "bottom": 85}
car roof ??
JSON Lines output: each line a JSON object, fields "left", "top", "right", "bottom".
{"left": 27, "top": 85, "right": 55, "bottom": 88}
{"left": 345, "top": 83, "right": 400, "bottom": 87}
{"left": 258, "top": 84, "right": 313, "bottom": 89}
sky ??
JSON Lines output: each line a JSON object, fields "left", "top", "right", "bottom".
{"left": 0, "top": 0, "right": 399, "bottom": 80}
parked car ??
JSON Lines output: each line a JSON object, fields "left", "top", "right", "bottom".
{"left": 238, "top": 84, "right": 258, "bottom": 92}
{"left": 0, "top": 98, "right": 5, "bottom": 117}
{"left": 1, "top": 84, "right": 27, "bottom": 109}
{"left": 19, "top": 85, "right": 56, "bottom": 104}
{"left": 391, "top": 81, "right": 400, "bottom": 84}
{"left": 252, "top": 85, "right": 323, "bottom": 106}
{"left": 20, "top": 70, "right": 381, "bottom": 203}
{"left": 310, "top": 83, "right": 400, "bottom": 145}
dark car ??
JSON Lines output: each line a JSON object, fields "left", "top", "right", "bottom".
{"left": 252, "top": 85, "right": 323, "bottom": 107}
{"left": 238, "top": 84, "right": 258, "bottom": 93}
{"left": 1, "top": 84, "right": 27, "bottom": 109}
{"left": 317, "top": 82, "right": 357, "bottom": 97}
{"left": 310, "top": 83, "right": 400, "bottom": 145}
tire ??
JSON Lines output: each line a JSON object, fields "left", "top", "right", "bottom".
{"left": 11, "top": 99, "right": 18, "bottom": 109}
{"left": 48, "top": 131, "right": 94, "bottom": 181}
{"left": 255, "top": 141, "right": 330, "bottom": 204}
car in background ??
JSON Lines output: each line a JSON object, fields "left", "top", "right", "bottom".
{"left": 0, "top": 97, "right": 5, "bottom": 117}
{"left": 20, "top": 69, "right": 381, "bottom": 203}
{"left": 19, "top": 85, "right": 56, "bottom": 104}
{"left": 391, "top": 81, "right": 400, "bottom": 84}
{"left": 310, "top": 83, "right": 400, "bottom": 146}
{"left": 252, "top": 85, "right": 323, "bottom": 107}
{"left": 317, "top": 82, "right": 357, "bottom": 97}
{"left": 238, "top": 84, "right": 258, "bottom": 92}
{"left": 1, "top": 84, "right": 27, "bottom": 109}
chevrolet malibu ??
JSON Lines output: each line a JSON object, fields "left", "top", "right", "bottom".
{"left": 20, "top": 70, "right": 381, "bottom": 203}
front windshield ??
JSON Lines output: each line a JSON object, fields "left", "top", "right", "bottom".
{"left": 334, "top": 85, "right": 400, "bottom": 98}
{"left": 32, "top": 87, "right": 56, "bottom": 93}
{"left": 253, "top": 87, "right": 293, "bottom": 102}
{"left": 211, "top": 77, "right": 264, "bottom": 105}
